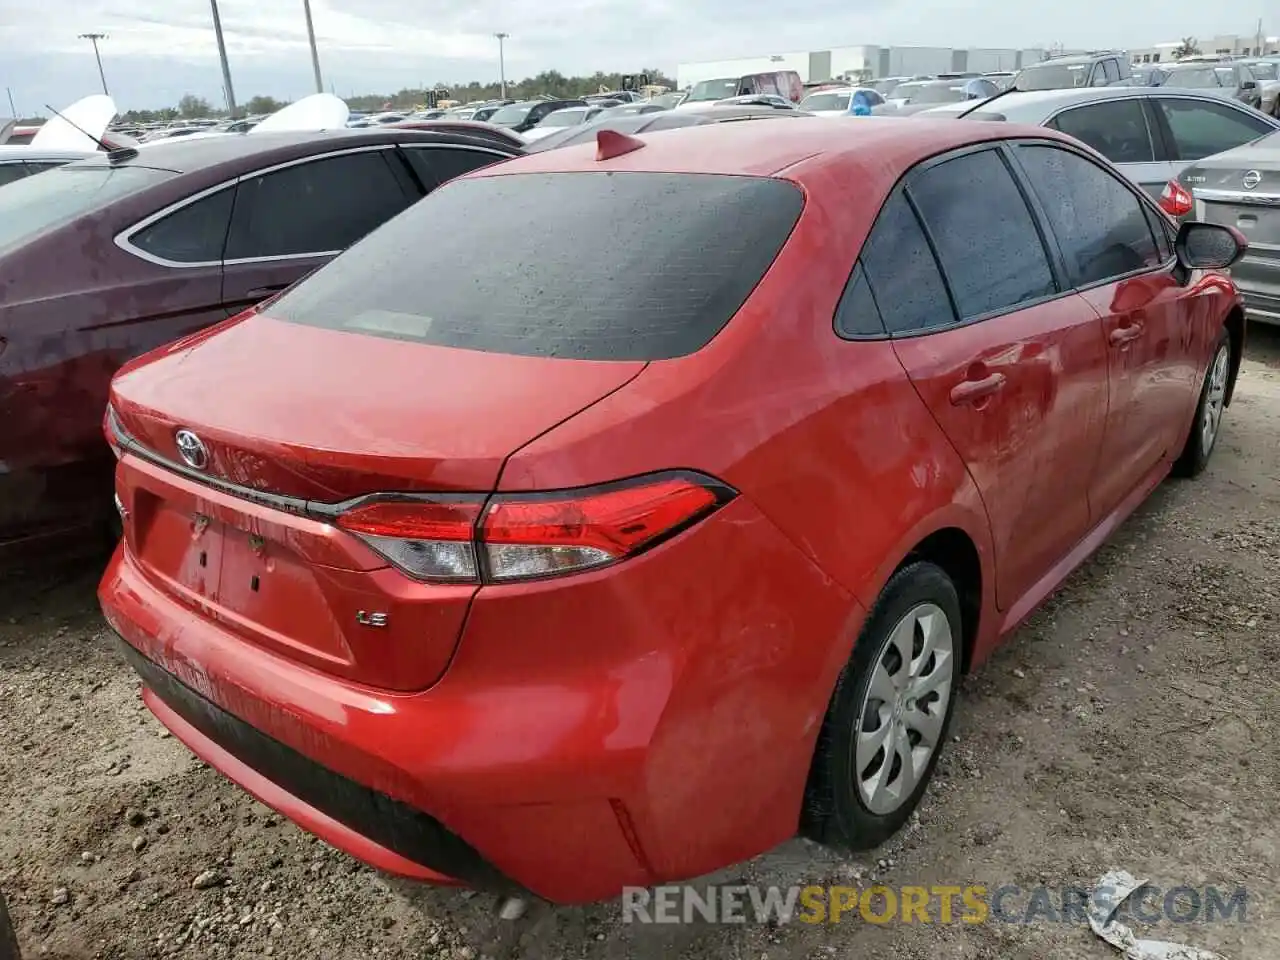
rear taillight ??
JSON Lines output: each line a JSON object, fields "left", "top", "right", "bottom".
{"left": 336, "top": 498, "right": 482, "bottom": 582}
{"left": 1159, "top": 179, "right": 1194, "bottom": 218}
{"left": 334, "top": 472, "right": 734, "bottom": 584}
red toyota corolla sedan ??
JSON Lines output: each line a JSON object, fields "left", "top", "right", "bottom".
{"left": 99, "top": 118, "right": 1246, "bottom": 904}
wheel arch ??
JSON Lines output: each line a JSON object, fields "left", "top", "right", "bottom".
{"left": 899, "top": 526, "right": 984, "bottom": 673}
{"left": 1223, "top": 306, "right": 1244, "bottom": 408}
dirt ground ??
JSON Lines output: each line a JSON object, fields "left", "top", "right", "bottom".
{"left": 1, "top": 329, "right": 1277, "bottom": 960}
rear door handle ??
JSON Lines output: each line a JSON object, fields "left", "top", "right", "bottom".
{"left": 1109, "top": 323, "right": 1143, "bottom": 346}
{"left": 246, "top": 285, "right": 288, "bottom": 299}
{"left": 949, "top": 372, "right": 1006, "bottom": 405}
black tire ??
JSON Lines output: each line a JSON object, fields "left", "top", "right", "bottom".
{"left": 801, "top": 561, "right": 963, "bottom": 850}
{"left": 1172, "top": 327, "right": 1231, "bottom": 479}
{"left": 0, "top": 889, "right": 20, "bottom": 960}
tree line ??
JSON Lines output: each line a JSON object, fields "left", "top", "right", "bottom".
{"left": 115, "top": 68, "right": 674, "bottom": 122}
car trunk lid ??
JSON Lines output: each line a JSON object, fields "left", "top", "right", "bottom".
{"left": 109, "top": 311, "right": 645, "bottom": 692}
{"left": 110, "top": 312, "right": 646, "bottom": 501}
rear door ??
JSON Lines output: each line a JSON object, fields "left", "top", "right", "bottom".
{"left": 1046, "top": 98, "right": 1174, "bottom": 197}
{"left": 114, "top": 182, "right": 236, "bottom": 351}
{"left": 1011, "top": 141, "right": 1194, "bottom": 521}
{"left": 1151, "top": 94, "right": 1276, "bottom": 175}
{"left": 219, "top": 146, "right": 419, "bottom": 314}
{"left": 873, "top": 146, "right": 1109, "bottom": 610}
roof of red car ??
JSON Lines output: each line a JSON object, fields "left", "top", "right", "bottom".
{"left": 478, "top": 115, "right": 1066, "bottom": 180}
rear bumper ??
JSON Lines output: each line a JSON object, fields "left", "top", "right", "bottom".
{"left": 100, "top": 495, "right": 859, "bottom": 904}
{"left": 1225, "top": 249, "right": 1280, "bottom": 326}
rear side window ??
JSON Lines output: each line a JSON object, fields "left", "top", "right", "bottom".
{"left": 908, "top": 149, "right": 1056, "bottom": 320}
{"left": 268, "top": 171, "right": 804, "bottom": 361}
{"left": 1016, "top": 144, "right": 1160, "bottom": 286}
{"left": 225, "top": 150, "right": 412, "bottom": 260}
{"left": 0, "top": 164, "right": 26, "bottom": 187}
{"left": 1155, "top": 97, "right": 1274, "bottom": 161}
{"left": 129, "top": 187, "right": 235, "bottom": 264}
{"left": 859, "top": 191, "right": 954, "bottom": 335}
{"left": 833, "top": 265, "right": 886, "bottom": 338}
{"left": 403, "top": 146, "right": 507, "bottom": 188}
{"left": 1049, "top": 100, "right": 1155, "bottom": 163}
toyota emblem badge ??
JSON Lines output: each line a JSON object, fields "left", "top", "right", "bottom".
{"left": 174, "top": 429, "right": 208, "bottom": 469}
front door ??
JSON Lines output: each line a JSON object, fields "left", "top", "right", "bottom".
{"left": 1010, "top": 140, "right": 1193, "bottom": 521}
{"left": 860, "top": 147, "right": 1109, "bottom": 610}
{"left": 220, "top": 146, "right": 420, "bottom": 314}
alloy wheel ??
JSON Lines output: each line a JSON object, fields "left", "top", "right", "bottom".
{"left": 852, "top": 602, "right": 954, "bottom": 815}
{"left": 1201, "top": 343, "right": 1230, "bottom": 456}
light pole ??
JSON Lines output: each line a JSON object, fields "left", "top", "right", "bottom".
{"left": 303, "top": 0, "right": 324, "bottom": 94}
{"left": 209, "top": 0, "right": 238, "bottom": 117}
{"left": 495, "top": 32, "right": 509, "bottom": 99}
{"left": 78, "top": 33, "right": 109, "bottom": 95}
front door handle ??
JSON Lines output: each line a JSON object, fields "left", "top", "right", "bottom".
{"left": 1109, "top": 322, "right": 1143, "bottom": 346}
{"left": 949, "top": 372, "right": 1006, "bottom": 405}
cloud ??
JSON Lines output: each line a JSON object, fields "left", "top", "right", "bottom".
{"left": 0, "top": 0, "right": 1254, "bottom": 112}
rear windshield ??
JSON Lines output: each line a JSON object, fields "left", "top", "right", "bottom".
{"left": 268, "top": 171, "right": 804, "bottom": 361}
{"left": 1015, "top": 62, "right": 1090, "bottom": 90}
{"left": 800, "top": 92, "right": 851, "bottom": 111}
{"left": 0, "top": 164, "right": 170, "bottom": 254}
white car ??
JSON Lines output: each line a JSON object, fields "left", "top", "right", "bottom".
{"left": 520, "top": 105, "right": 608, "bottom": 141}
{"left": 798, "top": 87, "right": 886, "bottom": 116}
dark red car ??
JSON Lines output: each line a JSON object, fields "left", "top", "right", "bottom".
{"left": 0, "top": 129, "right": 519, "bottom": 554}
{"left": 100, "top": 118, "right": 1245, "bottom": 904}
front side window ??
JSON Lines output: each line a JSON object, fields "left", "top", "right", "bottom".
{"left": 908, "top": 149, "right": 1056, "bottom": 320}
{"left": 129, "top": 187, "right": 235, "bottom": 264}
{"left": 1048, "top": 99, "right": 1155, "bottom": 163}
{"left": 225, "top": 150, "right": 411, "bottom": 260}
{"left": 1156, "top": 97, "right": 1273, "bottom": 160}
{"left": 1016, "top": 144, "right": 1160, "bottom": 287}
{"left": 858, "top": 191, "right": 955, "bottom": 335}
{"left": 267, "top": 171, "right": 804, "bottom": 361}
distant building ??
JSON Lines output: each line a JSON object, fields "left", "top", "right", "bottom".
{"left": 676, "top": 45, "right": 1048, "bottom": 88}
{"left": 1129, "top": 34, "right": 1280, "bottom": 64}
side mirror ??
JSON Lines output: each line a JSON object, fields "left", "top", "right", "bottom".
{"left": 1175, "top": 221, "right": 1247, "bottom": 270}
{"left": 1242, "top": 79, "right": 1258, "bottom": 90}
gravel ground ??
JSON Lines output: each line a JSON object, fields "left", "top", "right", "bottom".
{"left": 2, "top": 328, "right": 1277, "bottom": 960}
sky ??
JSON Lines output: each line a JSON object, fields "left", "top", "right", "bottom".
{"left": 0, "top": 0, "right": 1273, "bottom": 114}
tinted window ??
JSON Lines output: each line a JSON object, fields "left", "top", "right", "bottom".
{"left": 268, "top": 172, "right": 804, "bottom": 361}
{"left": 0, "top": 165, "right": 171, "bottom": 255}
{"left": 403, "top": 146, "right": 506, "bottom": 188}
{"left": 1049, "top": 100, "right": 1154, "bottom": 163}
{"left": 130, "top": 187, "right": 234, "bottom": 263}
{"left": 859, "top": 192, "right": 954, "bottom": 334}
{"left": 23, "top": 162, "right": 66, "bottom": 175}
{"left": 1016, "top": 144, "right": 1160, "bottom": 286}
{"left": 1156, "top": 98, "right": 1273, "bottom": 161}
{"left": 225, "top": 151, "right": 411, "bottom": 260}
{"left": 909, "top": 150, "right": 1056, "bottom": 320}
{"left": 0, "top": 164, "right": 27, "bottom": 187}
{"left": 834, "top": 265, "right": 886, "bottom": 338}
{"left": 1143, "top": 205, "right": 1174, "bottom": 261}
{"left": 1103, "top": 59, "right": 1122, "bottom": 82}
